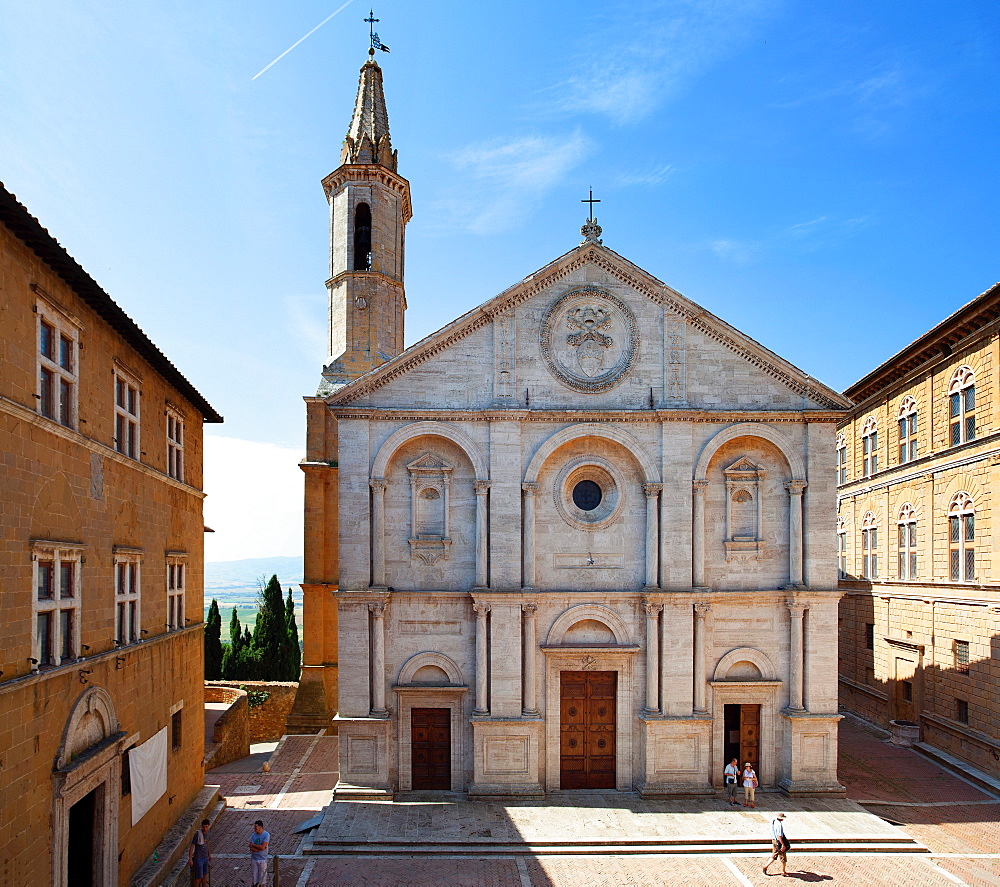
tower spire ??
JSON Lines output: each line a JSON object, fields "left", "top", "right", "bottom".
{"left": 340, "top": 19, "right": 396, "bottom": 170}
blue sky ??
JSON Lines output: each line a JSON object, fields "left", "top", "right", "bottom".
{"left": 2, "top": 1, "right": 997, "bottom": 559}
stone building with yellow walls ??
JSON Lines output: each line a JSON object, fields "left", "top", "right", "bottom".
{"left": 0, "top": 182, "right": 222, "bottom": 886}
{"left": 838, "top": 281, "right": 1000, "bottom": 778}
{"left": 299, "top": 53, "right": 852, "bottom": 801}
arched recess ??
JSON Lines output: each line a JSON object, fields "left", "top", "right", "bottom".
{"left": 713, "top": 647, "right": 778, "bottom": 682}
{"left": 694, "top": 423, "right": 804, "bottom": 483}
{"left": 371, "top": 421, "right": 488, "bottom": 481}
{"left": 56, "top": 686, "right": 120, "bottom": 769}
{"left": 545, "top": 604, "right": 632, "bottom": 646}
{"left": 524, "top": 423, "right": 660, "bottom": 485}
{"left": 397, "top": 651, "right": 465, "bottom": 685}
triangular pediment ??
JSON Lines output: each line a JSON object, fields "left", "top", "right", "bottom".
{"left": 406, "top": 452, "right": 452, "bottom": 472}
{"left": 726, "top": 457, "right": 760, "bottom": 473}
{"left": 325, "top": 242, "right": 851, "bottom": 411}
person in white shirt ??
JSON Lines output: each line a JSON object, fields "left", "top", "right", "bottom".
{"left": 742, "top": 762, "right": 758, "bottom": 808}
{"left": 763, "top": 812, "right": 789, "bottom": 876}
{"left": 724, "top": 757, "right": 740, "bottom": 805}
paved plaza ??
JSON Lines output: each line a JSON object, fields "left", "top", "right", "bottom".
{"left": 195, "top": 717, "right": 1000, "bottom": 886}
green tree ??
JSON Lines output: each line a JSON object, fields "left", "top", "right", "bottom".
{"left": 204, "top": 599, "right": 223, "bottom": 680}
{"left": 221, "top": 608, "right": 243, "bottom": 679}
{"left": 252, "top": 574, "right": 288, "bottom": 679}
{"left": 283, "top": 588, "right": 301, "bottom": 681}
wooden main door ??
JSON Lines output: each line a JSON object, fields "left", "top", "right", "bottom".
{"left": 411, "top": 708, "right": 451, "bottom": 790}
{"left": 560, "top": 671, "right": 616, "bottom": 789}
{"left": 724, "top": 703, "right": 761, "bottom": 779}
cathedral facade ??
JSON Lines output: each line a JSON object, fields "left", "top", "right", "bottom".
{"left": 299, "top": 52, "right": 850, "bottom": 798}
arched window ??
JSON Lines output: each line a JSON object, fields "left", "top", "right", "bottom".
{"left": 353, "top": 202, "right": 372, "bottom": 271}
{"left": 836, "top": 433, "right": 847, "bottom": 485}
{"left": 948, "top": 366, "right": 976, "bottom": 446}
{"left": 861, "top": 511, "right": 878, "bottom": 579}
{"left": 837, "top": 516, "right": 847, "bottom": 579}
{"left": 949, "top": 492, "right": 975, "bottom": 582}
{"left": 897, "top": 503, "right": 917, "bottom": 580}
{"left": 898, "top": 397, "right": 918, "bottom": 464}
{"left": 862, "top": 417, "right": 878, "bottom": 477}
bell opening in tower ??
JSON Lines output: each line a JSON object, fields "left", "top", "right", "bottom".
{"left": 354, "top": 202, "right": 372, "bottom": 271}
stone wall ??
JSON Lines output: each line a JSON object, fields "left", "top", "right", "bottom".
{"left": 204, "top": 686, "right": 249, "bottom": 771}
{"left": 206, "top": 681, "right": 298, "bottom": 743}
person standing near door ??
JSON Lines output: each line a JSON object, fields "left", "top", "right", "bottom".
{"left": 724, "top": 757, "right": 740, "bottom": 805}
{"left": 742, "top": 761, "right": 758, "bottom": 808}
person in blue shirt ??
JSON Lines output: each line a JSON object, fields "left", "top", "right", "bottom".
{"left": 249, "top": 819, "right": 270, "bottom": 886}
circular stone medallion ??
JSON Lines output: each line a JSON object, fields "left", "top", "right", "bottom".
{"left": 539, "top": 287, "right": 639, "bottom": 392}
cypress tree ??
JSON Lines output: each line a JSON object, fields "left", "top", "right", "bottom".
{"left": 283, "top": 588, "right": 301, "bottom": 681}
{"left": 221, "top": 608, "right": 242, "bottom": 679}
{"left": 204, "top": 599, "right": 223, "bottom": 680}
{"left": 252, "top": 574, "right": 287, "bottom": 678}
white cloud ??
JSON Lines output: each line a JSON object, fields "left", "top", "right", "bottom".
{"left": 614, "top": 163, "right": 676, "bottom": 187}
{"left": 431, "top": 131, "right": 592, "bottom": 234}
{"left": 707, "top": 214, "right": 874, "bottom": 264}
{"left": 203, "top": 434, "right": 303, "bottom": 562}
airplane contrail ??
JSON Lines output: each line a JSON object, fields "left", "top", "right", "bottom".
{"left": 252, "top": 0, "right": 359, "bottom": 81}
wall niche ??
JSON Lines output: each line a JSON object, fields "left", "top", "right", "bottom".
{"left": 407, "top": 453, "right": 453, "bottom": 564}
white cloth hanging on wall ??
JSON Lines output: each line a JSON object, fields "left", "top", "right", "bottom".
{"left": 130, "top": 726, "right": 168, "bottom": 825}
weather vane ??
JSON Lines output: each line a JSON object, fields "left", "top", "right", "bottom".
{"left": 580, "top": 187, "right": 603, "bottom": 245}
{"left": 365, "top": 10, "right": 390, "bottom": 55}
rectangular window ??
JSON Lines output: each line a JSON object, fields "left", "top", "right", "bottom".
{"left": 114, "top": 550, "right": 142, "bottom": 645}
{"left": 902, "top": 680, "right": 913, "bottom": 702}
{"left": 836, "top": 446, "right": 847, "bottom": 485}
{"left": 837, "top": 533, "right": 847, "bottom": 579}
{"left": 166, "top": 556, "right": 186, "bottom": 631}
{"left": 172, "top": 709, "right": 182, "bottom": 751}
{"left": 114, "top": 371, "right": 141, "bottom": 459}
{"left": 166, "top": 411, "right": 184, "bottom": 481}
{"left": 956, "top": 698, "right": 969, "bottom": 724}
{"left": 955, "top": 640, "right": 970, "bottom": 675}
{"left": 121, "top": 751, "right": 132, "bottom": 797}
{"left": 951, "top": 386, "right": 976, "bottom": 445}
{"left": 36, "top": 305, "right": 78, "bottom": 428}
{"left": 32, "top": 542, "right": 83, "bottom": 667}
{"left": 865, "top": 623, "right": 874, "bottom": 650}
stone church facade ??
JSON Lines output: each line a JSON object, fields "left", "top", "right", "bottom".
{"left": 300, "top": 51, "right": 851, "bottom": 798}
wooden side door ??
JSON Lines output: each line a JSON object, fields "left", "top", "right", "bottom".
{"left": 411, "top": 708, "right": 450, "bottom": 790}
{"left": 739, "top": 703, "right": 761, "bottom": 779}
{"left": 560, "top": 671, "right": 616, "bottom": 789}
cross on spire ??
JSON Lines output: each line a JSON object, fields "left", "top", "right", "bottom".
{"left": 365, "top": 9, "right": 390, "bottom": 55}
{"left": 581, "top": 187, "right": 601, "bottom": 221}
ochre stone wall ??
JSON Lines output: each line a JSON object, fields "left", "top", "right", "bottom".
{"left": 204, "top": 686, "right": 250, "bottom": 770}
{"left": 207, "top": 681, "right": 298, "bottom": 743}
{"left": 0, "top": 208, "right": 212, "bottom": 884}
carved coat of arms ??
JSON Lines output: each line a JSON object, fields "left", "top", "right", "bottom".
{"left": 566, "top": 307, "right": 614, "bottom": 377}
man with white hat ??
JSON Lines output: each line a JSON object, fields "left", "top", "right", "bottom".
{"left": 763, "top": 812, "right": 790, "bottom": 876}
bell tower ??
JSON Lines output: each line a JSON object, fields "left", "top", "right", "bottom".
{"left": 320, "top": 48, "right": 411, "bottom": 390}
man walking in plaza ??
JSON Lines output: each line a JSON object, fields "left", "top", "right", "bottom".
{"left": 763, "top": 812, "right": 790, "bottom": 876}
{"left": 724, "top": 756, "right": 740, "bottom": 804}
{"left": 188, "top": 819, "right": 211, "bottom": 886}
{"left": 249, "top": 819, "right": 270, "bottom": 886}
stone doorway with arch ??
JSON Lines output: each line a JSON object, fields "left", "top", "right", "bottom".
{"left": 51, "top": 686, "right": 127, "bottom": 887}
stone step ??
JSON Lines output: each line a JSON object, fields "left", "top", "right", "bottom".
{"left": 304, "top": 839, "right": 928, "bottom": 857}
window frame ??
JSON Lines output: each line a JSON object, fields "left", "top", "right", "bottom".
{"left": 114, "top": 366, "right": 141, "bottom": 460}
{"left": 837, "top": 516, "right": 847, "bottom": 579}
{"left": 897, "top": 397, "right": 918, "bottom": 464}
{"left": 954, "top": 639, "right": 970, "bottom": 675}
{"left": 166, "top": 552, "right": 187, "bottom": 632}
{"left": 897, "top": 503, "right": 917, "bottom": 580}
{"left": 861, "top": 417, "right": 879, "bottom": 477}
{"left": 166, "top": 407, "right": 185, "bottom": 481}
{"left": 948, "top": 492, "right": 975, "bottom": 583}
{"left": 114, "top": 547, "right": 143, "bottom": 646}
{"left": 836, "top": 433, "right": 847, "bottom": 485}
{"left": 36, "top": 299, "right": 80, "bottom": 430}
{"left": 948, "top": 366, "right": 976, "bottom": 446}
{"left": 31, "top": 540, "right": 83, "bottom": 667}
{"left": 861, "top": 511, "right": 878, "bottom": 580}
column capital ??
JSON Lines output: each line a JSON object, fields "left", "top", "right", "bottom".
{"left": 784, "top": 479, "right": 808, "bottom": 495}
{"left": 521, "top": 482, "right": 539, "bottom": 496}
{"left": 786, "top": 600, "right": 807, "bottom": 617}
{"left": 474, "top": 480, "right": 491, "bottom": 495}
{"left": 521, "top": 602, "right": 537, "bottom": 616}
{"left": 644, "top": 602, "right": 663, "bottom": 617}
{"left": 473, "top": 602, "right": 491, "bottom": 616}
{"left": 643, "top": 483, "right": 663, "bottom": 497}
{"left": 369, "top": 477, "right": 388, "bottom": 492}
{"left": 694, "top": 601, "right": 712, "bottom": 617}
{"left": 692, "top": 478, "right": 709, "bottom": 493}
{"left": 368, "top": 601, "right": 386, "bottom": 617}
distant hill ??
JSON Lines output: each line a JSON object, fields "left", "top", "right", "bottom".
{"left": 205, "top": 555, "right": 303, "bottom": 591}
